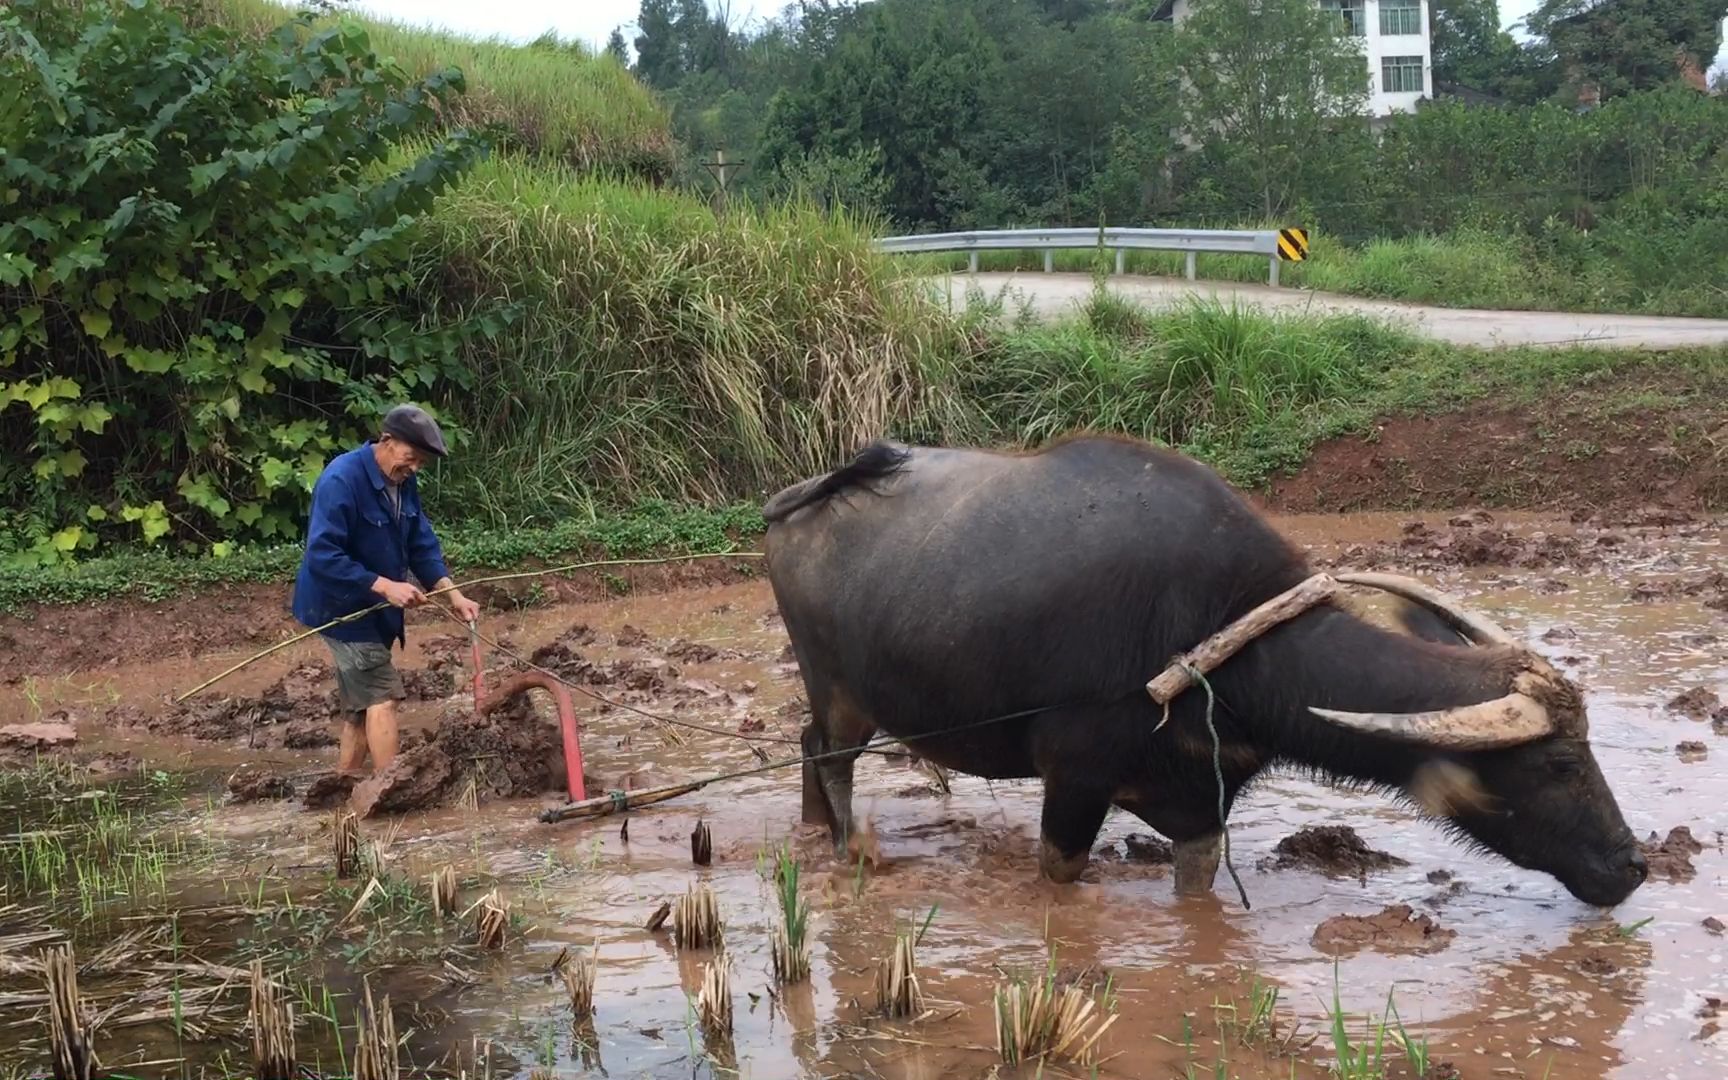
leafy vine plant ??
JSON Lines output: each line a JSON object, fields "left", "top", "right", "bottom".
{"left": 0, "top": 0, "right": 509, "bottom": 568}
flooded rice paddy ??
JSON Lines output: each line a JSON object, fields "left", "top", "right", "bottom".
{"left": 1, "top": 511, "right": 1724, "bottom": 1079}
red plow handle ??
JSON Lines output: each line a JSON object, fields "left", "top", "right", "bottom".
{"left": 469, "top": 625, "right": 586, "bottom": 802}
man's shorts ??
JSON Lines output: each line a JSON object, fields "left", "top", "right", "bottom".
{"left": 322, "top": 636, "right": 404, "bottom": 718}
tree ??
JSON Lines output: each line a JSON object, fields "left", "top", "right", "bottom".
{"left": 1427, "top": 0, "right": 1566, "bottom": 103}
{"left": 1530, "top": 0, "right": 1728, "bottom": 99}
{"left": 1158, "top": 0, "right": 1370, "bottom": 217}
{"left": 632, "top": 0, "right": 681, "bottom": 87}
{"left": 759, "top": 1, "right": 1015, "bottom": 227}
{"left": 605, "top": 26, "right": 631, "bottom": 64}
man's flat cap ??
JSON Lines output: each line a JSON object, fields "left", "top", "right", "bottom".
{"left": 381, "top": 403, "right": 448, "bottom": 457}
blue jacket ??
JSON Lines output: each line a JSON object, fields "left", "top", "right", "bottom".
{"left": 290, "top": 442, "right": 451, "bottom": 647}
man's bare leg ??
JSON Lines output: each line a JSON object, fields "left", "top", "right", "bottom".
{"left": 365, "top": 699, "right": 400, "bottom": 772}
{"left": 337, "top": 714, "right": 368, "bottom": 773}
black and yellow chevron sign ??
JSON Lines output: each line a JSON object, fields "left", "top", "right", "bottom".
{"left": 1277, "top": 227, "right": 1309, "bottom": 261}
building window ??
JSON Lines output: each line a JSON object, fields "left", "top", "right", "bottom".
{"left": 1320, "top": 0, "right": 1366, "bottom": 35}
{"left": 1379, "top": 0, "right": 1423, "bottom": 37}
{"left": 1381, "top": 54, "right": 1424, "bottom": 93}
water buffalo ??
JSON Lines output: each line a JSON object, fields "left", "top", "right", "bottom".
{"left": 761, "top": 434, "right": 1648, "bottom": 908}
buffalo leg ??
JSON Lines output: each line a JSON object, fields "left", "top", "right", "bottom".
{"left": 1173, "top": 832, "right": 1223, "bottom": 895}
{"left": 799, "top": 722, "right": 833, "bottom": 829}
{"left": 802, "top": 690, "right": 875, "bottom": 854}
{"left": 1038, "top": 778, "right": 1112, "bottom": 884}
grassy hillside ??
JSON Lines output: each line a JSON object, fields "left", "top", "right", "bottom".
{"left": 175, "top": 0, "right": 677, "bottom": 179}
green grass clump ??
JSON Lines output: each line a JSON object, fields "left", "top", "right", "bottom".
{"left": 177, "top": 0, "right": 676, "bottom": 179}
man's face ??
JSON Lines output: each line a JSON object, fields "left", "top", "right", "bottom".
{"left": 375, "top": 435, "right": 428, "bottom": 484}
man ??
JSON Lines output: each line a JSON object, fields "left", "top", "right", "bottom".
{"left": 291, "top": 404, "right": 481, "bottom": 774}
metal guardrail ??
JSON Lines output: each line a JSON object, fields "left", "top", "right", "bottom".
{"left": 872, "top": 226, "right": 1299, "bottom": 286}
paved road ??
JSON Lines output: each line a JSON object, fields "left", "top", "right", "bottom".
{"left": 928, "top": 271, "right": 1728, "bottom": 350}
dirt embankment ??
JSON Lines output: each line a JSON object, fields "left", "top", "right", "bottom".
{"left": 1264, "top": 370, "right": 1728, "bottom": 515}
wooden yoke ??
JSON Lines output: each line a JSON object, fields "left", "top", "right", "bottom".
{"left": 1146, "top": 573, "right": 1342, "bottom": 720}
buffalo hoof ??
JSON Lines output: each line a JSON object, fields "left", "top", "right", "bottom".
{"left": 1039, "top": 840, "right": 1089, "bottom": 884}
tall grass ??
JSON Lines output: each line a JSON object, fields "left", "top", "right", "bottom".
{"left": 420, "top": 155, "right": 970, "bottom": 522}
{"left": 175, "top": 0, "right": 676, "bottom": 179}
{"left": 959, "top": 293, "right": 1413, "bottom": 455}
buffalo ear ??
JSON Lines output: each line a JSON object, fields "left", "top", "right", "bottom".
{"left": 1393, "top": 598, "right": 1472, "bottom": 647}
{"left": 1408, "top": 759, "right": 1492, "bottom": 817}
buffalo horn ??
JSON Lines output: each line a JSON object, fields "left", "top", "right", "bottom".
{"left": 1335, "top": 572, "right": 1517, "bottom": 648}
{"left": 1308, "top": 691, "right": 1554, "bottom": 750}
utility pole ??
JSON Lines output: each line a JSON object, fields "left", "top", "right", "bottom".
{"left": 700, "top": 146, "right": 745, "bottom": 213}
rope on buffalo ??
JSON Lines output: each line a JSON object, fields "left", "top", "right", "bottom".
{"left": 1182, "top": 661, "right": 1251, "bottom": 911}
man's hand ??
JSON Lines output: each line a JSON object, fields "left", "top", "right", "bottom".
{"left": 372, "top": 578, "right": 426, "bottom": 608}
{"left": 447, "top": 589, "right": 481, "bottom": 624}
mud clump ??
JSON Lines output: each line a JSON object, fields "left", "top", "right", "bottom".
{"left": 350, "top": 744, "right": 456, "bottom": 818}
{"left": 80, "top": 752, "right": 140, "bottom": 778}
{"left": 585, "top": 658, "right": 676, "bottom": 704}
{"left": 665, "top": 638, "right": 737, "bottom": 664}
{"left": 1666, "top": 687, "right": 1725, "bottom": 723}
{"left": 434, "top": 695, "right": 567, "bottom": 801}
{"left": 400, "top": 666, "right": 456, "bottom": 702}
{"left": 525, "top": 638, "right": 677, "bottom": 704}
{"left": 1629, "top": 571, "right": 1728, "bottom": 610}
{"left": 1337, "top": 520, "right": 1601, "bottom": 571}
{"left": 302, "top": 771, "right": 360, "bottom": 810}
{"left": 228, "top": 767, "right": 294, "bottom": 803}
{"left": 615, "top": 625, "right": 652, "bottom": 647}
{"left": 283, "top": 718, "right": 339, "bottom": 749}
{"left": 527, "top": 623, "right": 598, "bottom": 674}
{"left": 301, "top": 691, "right": 569, "bottom": 818}
{"left": 1264, "top": 825, "right": 1409, "bottom": 878}
{"left": 1677, "top": 741, "right": 1709, "bottom": 762}
{"left": 1698, "top": 996, "right": 1724, "bottom": 1043}
{"left": 1122, "top": 834, "right": 1174, "bottom": 864}
{"left": 0, "top": 720, "right": 78, "bottom": 753}
{"left": 1312, "top": 905, "right": 1456, "bottom": 956}
{"left": 1640, "top": 826, "right": 1704, "bottom": 882}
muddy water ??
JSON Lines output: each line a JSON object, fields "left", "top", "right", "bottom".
{"left": 2, "top": 512, "right": 1725, "bottom": 1079}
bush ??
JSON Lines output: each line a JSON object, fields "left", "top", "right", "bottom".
{"left": 0, "top": 0, "right": 493, "bottom": 566}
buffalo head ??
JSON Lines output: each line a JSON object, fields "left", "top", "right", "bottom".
{"left": 1310, "top": 573, "right": 1647, "bottom": 908}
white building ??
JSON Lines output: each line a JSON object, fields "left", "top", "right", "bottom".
{"left": 1154, "top": 0, "right": 1433, "bottom": 118}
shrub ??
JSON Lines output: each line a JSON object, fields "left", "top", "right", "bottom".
{"left": 0, "top": 0, "right": 491, "bottom": 565}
